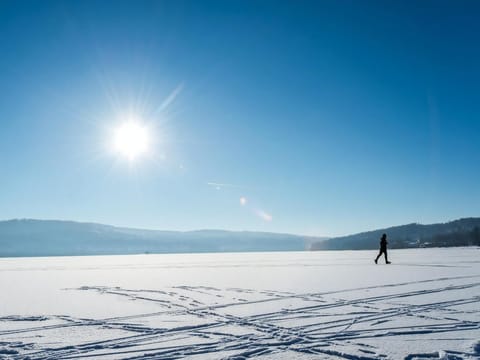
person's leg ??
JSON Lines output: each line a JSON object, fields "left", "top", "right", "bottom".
{"left": 375, "top": 250, "right": 382, "bottom": 263}
{"left": 384, "top": 249, "right": 390, "bottom": 263}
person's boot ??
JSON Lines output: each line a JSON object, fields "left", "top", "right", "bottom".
{"left": 374, "top": 258, "right": 378, "bottom": 264}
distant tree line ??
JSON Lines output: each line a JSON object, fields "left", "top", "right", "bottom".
{"left": 311, "top": 218, "right": 480, "bottom": 250}
{"left": 391, "top": 226, "right": 480, "bottom": 248}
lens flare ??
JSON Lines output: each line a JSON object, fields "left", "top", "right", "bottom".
{"left": 256, "top": 210, "right": 273, "bottom": 222}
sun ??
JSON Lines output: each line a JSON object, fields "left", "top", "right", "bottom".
{"left": 113, "top": 122, "right": 150, "bottom": 160}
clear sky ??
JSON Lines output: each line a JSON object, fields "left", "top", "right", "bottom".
{"left": 1, "top": 1, "right": 479, "bottom": 237}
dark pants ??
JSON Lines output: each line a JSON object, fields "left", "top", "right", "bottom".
{"left": 376, "top": 248, "right": 388, "bottom": 263}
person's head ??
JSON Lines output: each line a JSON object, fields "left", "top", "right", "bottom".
{"left": 381, "top": 233, "right": 387, "bottom": 240}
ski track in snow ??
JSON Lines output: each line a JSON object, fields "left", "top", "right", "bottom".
{"left": 0, "top": 249, "right": 479, "bottom": 359}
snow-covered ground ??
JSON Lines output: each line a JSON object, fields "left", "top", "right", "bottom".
{"left": 0, "top": 248, "right": 479, "bottom": 359}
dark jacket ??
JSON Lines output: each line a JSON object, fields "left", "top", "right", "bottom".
{"left": 380, "top": 238, "right": 387, "bottom": 250}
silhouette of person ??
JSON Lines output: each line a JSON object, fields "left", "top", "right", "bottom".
{"left": 375, "top": 233, "right": 391, "bottom": 264}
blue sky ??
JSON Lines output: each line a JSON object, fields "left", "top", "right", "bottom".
{"left": 1, "top": 1, "right": 479, "bottom": 236}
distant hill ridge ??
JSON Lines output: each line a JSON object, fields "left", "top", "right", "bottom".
{"left": 310, "top": 217, "right": 480, "bottom": 250}
{"left": 1, "top": 218, "right": 478, "bottom": 257}
{"left": 0, "top": 219, "right": 325, "bottom": 257}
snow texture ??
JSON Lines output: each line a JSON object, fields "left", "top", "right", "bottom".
{"left": 0, "top": 248, "right": 479, "bottom": 359}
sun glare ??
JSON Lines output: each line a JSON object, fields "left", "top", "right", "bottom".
{"left": 113, "top": 122, "right": 150, "bottom": 160}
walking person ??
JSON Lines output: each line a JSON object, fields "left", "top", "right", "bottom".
{"left": 375, "top": 233, "right": 391, "bottom": 264}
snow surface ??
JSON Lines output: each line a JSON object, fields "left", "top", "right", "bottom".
{"left": 0, "top": 248, "right": 479, "bottom": 359}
